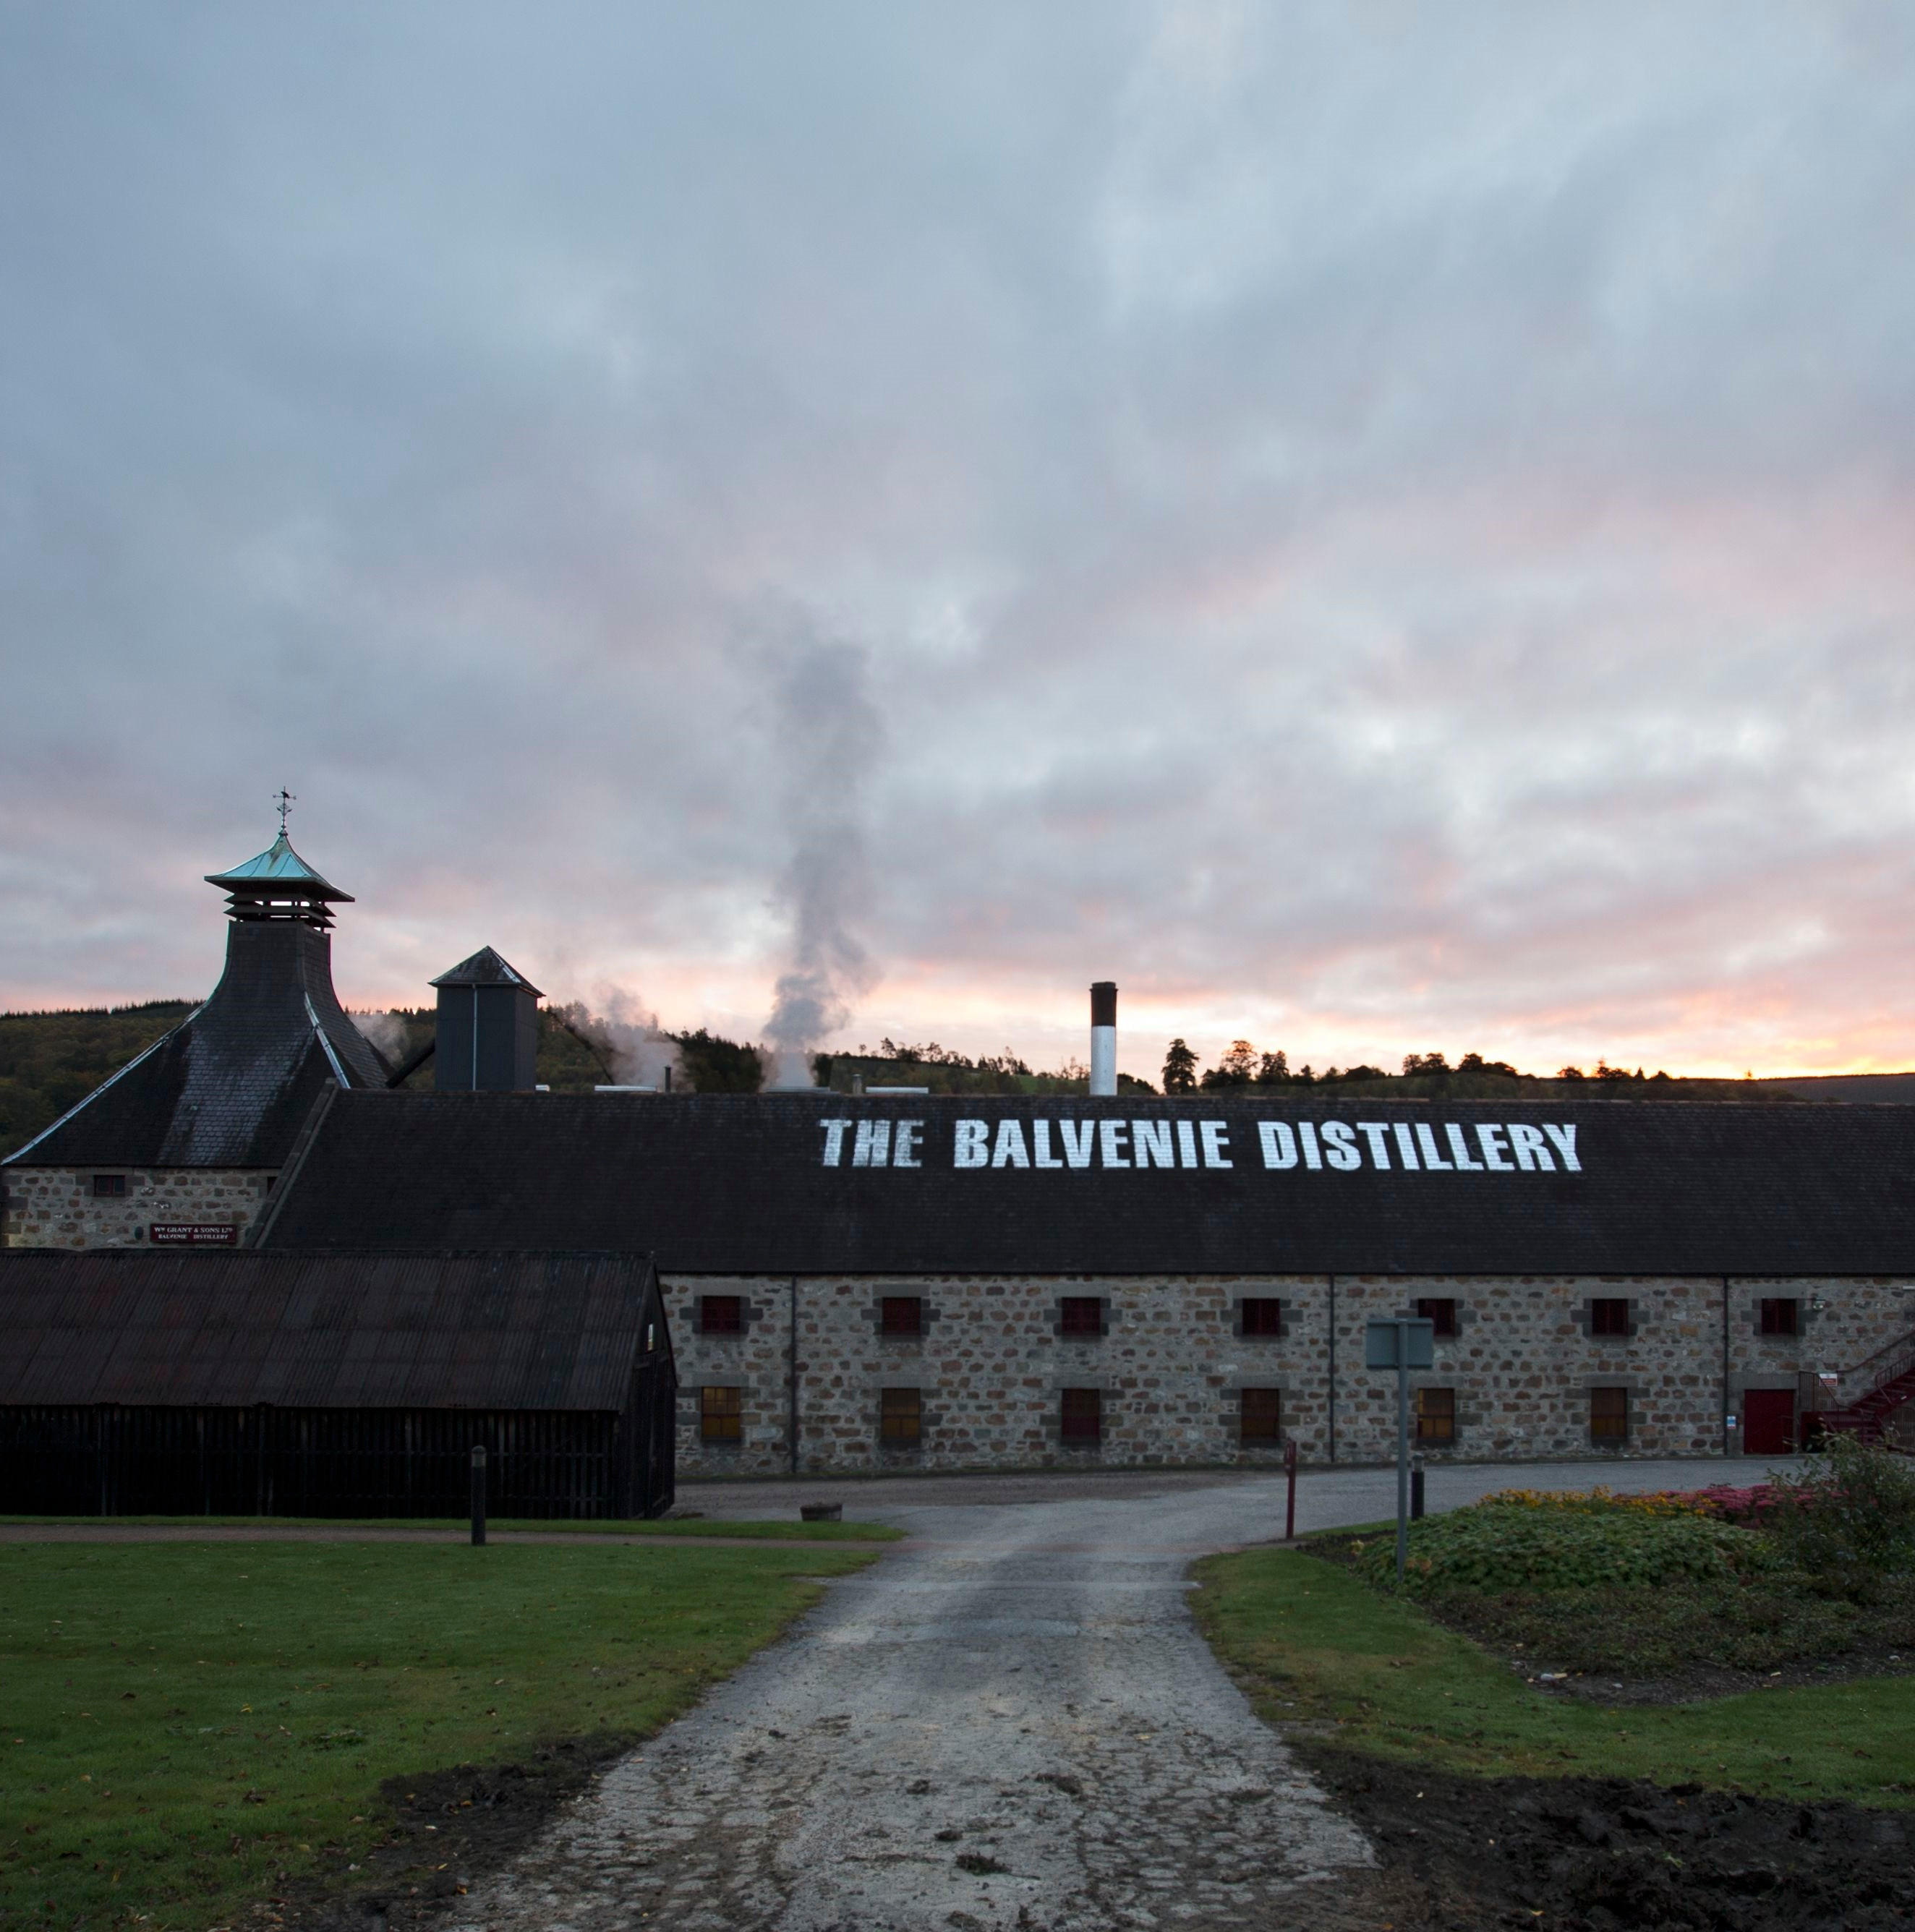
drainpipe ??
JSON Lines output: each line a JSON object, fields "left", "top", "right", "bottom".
{"left": 1327, "top": 1273, "right": 1338, "bottom": 1464}
{"left": 788, "top": 1275, "right": 801, "bottom": 1475}
{"left": 1721, "top": 1275, "right": 1731, "bottom": 1459}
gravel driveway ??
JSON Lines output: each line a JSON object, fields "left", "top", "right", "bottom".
{"left": 451, "top": 1482, "right": 1371, "bottom": 1931}
{"left": 448, "top": 1456, "right": 1796, "bottom": 1931}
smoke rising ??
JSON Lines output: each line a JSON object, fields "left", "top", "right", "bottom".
{"left": 555, "top": 993, "right": 684, "bottom": 1089}
{"left": 761, "top": 624, "right": 883, "bottom": 1087}
{"left": 351, "top": 1009, "right": 410, "bottom": 1070}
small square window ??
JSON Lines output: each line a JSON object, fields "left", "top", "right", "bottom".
{"left": 1415, "top": 1386, "right": 1456, "bottom": 1445}
{"left": 881, "top": 1296, "right": 924, "bottom": 1338}
{"left": 1240, "top": 1299, "right": 1283, "bottom": 1337}
{"left": 880, "top": 1387, "right": 922, "bottom": 1445}
{"left": 701, "top": 1295, "right": 743, "bottom": 1335}
{"left": 1590, "top": 1298, "right": 1632, "bottom": 1338}
{"left": 1590, "top": 1386, "right": 1629, "bottom": 1442}
{"left": 92, "top": 1174, "right": 128, "bottom": 1199}
{"left": 700, "top": 1386, "right": 742, "bottom": 1442}
{"left": 1061, "top": 1388, "right": 1101, "bottom": 1443}
{"left": 1060, "top": 1297, "right": 1103, "bottom": 1338}
{"left": 1759, "top": 1297, "right": 1800, "bottom": 1337}
{"left": 1415, "top": 1297, "right": 1458, "bottom": 1338}
{"left": 1240, "top": 1388, "right": 1281, "bottom": 1442}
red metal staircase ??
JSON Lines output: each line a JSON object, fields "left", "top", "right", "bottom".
{"left": 1812, "top": 1329, "right": 1915, "bottom": 1445}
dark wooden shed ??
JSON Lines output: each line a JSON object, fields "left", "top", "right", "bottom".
{"left": 0, "top": 1249, "right": 674, "bottom": 1519}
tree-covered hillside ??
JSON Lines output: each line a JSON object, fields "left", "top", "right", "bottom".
{"left": 0, "top": 1002, "right": 772, "bottom": 1156}
{"left": 0, "top": 1001, "right": 196, "bottom": 1158}
{"left": 4, "top": 1004, "right": 1889, "bottom": 1163}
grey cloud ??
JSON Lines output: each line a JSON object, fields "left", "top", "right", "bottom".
{"left": 3, "top": 3, "right": 1914, "bottom": 1077}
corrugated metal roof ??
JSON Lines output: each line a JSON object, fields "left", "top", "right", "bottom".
{"left": 255, "top": 1090, "right": 1915, "bottom": 1277}
{"left": 0, "top": 1250, "right": 661, "bottom": 1411}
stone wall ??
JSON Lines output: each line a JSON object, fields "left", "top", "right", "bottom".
{"left": 1723, "top": 1275, "right": 1913, "bottom": 1441}
{"left": 661, "top": 1272, "right": 1915, "bottom": 1477}
{"left": 0, "top": 1166, "right": 274, "bottom": 1249}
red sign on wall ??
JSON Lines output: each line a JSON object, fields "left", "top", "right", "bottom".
{"left": 149, "top": 1223, "right": 239, "bottom": 1247}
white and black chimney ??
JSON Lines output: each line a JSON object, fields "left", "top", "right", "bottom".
{"left": 1089, "top": 981, "right": 1118, "bottom": 1096}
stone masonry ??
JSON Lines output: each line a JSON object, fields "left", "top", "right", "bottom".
{"left": 662, "top": 1272, "right": 1915, "bottom": 1476}
{"left": 1, "top": 1167, "right": 274, "bottom": 1249}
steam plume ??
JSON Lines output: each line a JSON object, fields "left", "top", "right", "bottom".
{"left": 762, "top": 624, "right": 882, "bottom": 1087}
{"left": 352, "top": 1009, "right": 410, "bottom": 1071}
{"left": 555, "top": 994, "right": 684, "bottom": 1089}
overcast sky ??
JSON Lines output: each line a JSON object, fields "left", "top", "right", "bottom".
{"left": 4, "top": 4, "right": 1914, "bottom": 1080}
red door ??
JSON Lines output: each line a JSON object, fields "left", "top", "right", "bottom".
{"left": 1744, "top": 1388, "right": 1796, "bottom": 1455}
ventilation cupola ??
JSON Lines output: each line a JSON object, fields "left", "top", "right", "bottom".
{"left": 204, "top": 831, "right": 355, "bottom": 928}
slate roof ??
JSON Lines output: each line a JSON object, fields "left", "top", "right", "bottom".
{"left": 257, "top": 1092, "right": 1915, "bottom": 1277}
{"left": 0, "top": 1249, "right": 662, "bottom": 1410}
{"left": 430, "top": 946, "right": 542, "bottom": 995}
{"left": 5, "top": 921, "right": 387, "bottom": 1168}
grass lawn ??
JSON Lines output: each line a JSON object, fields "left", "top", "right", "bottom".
{"left": 0, "top": 1516, "right": 903, "bottom": 1542}
{"left": 0, "top": 1536, "right": 882, "bottom": 1930}
{"left": 1193, "top": 1545, "right": 1915, "bottom": 1807}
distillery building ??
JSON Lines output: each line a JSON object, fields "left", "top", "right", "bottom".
{"left": 0, "top": 1247, "right": 675, "bottom": 1519}
{"left": 251, "top": 1085, "right": 1915, "bottom": 1474}
{"left": 6, "top": 826, "right": 1914, "bottom": 1483}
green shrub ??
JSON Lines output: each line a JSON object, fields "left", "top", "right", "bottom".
{"left": 1421, "top": 1575, "right": 1902, "bottom": 1675}
{"left": 1764, "top": 1435, "right": 1915, "bottom": 1599}
{"left": 1355, "top": 1495, "right": 1775, "bottom": 1596}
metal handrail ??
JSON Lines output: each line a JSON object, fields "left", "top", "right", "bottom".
{"left": 1827, "top": 1328, "right": 1915, "bottom": 1412}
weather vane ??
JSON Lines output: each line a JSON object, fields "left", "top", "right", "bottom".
{"left": 274, "top": 788, "right": 296, "bottom": 835}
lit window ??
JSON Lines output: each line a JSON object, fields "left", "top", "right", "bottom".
{"left": 1760, "top": 1298, "right": 1800, "bottom": 1337}
{"left": 881, "top": 1296, "right": 923, "bottom": 1338}
{"left": 1061, "top": 1388, "right": 1101, "bottom": 1443}
{"left": 1415, "top": 1298, "right": 1458, "bottom": 1338}
{"left": 1590, "top": 1387, "right": 1628, "bottom": 1442}
{"left": 1060, "top": 1297, "right": 1102, "bottom": 1337}
{"left": 1415, "top": 1387, "right": 1456, "bottom": 1445}
{"left": 1240, "top": 1299, "right": 1283, "bottom": 1337}
{"left": 880, "top": 1388, "right": 922, "bottom": 1445}
{"left": 1590, "top": 1299, "right": 1631, "bottom": 1338}
{"left": 701, "top": 1387, "right": 742, "bottom": 1442}
{"left": 1240, "top": 1388, "right": 1281, "bottom": 1442}
{"left": 92, "top": 1174, "right": 127, "bottom": 1199}
{"left": 701, "top": 1296, "right": 743, "bottom": 1335}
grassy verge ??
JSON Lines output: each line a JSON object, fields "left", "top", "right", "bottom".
{"left": 1193, "top": 1546, "right": 1915, "bottom": 1806}
{"left": 0, "top": 1536, "right": 881, "bottom": 1930}
{"left": 0, "top": 1516, "right": 902, "bottom": 1542}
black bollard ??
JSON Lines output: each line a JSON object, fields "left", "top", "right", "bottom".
{"left": 470, "top": 1444, "right": 487, "bottom": 1546}
{"left": 1409, "top": 1456, "right": 1425, "bottom": 1522}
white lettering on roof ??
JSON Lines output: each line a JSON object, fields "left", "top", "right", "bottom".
{"left": 820, "top": 1114, "right": 1592, "bottom": 1174}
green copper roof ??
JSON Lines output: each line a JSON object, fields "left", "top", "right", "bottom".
{"left": 205, "top": 832, "right": 354, "bottom": 902}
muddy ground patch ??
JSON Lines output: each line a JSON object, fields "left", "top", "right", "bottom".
{"left": 1303, "top": 1746, "right": 1915, "bottom": 1932}
{"left": 265, "top": 1729, "right": 1915, "bottom": 1931}
{"left": 266, "top": 1735, "right": 634, "bottom": 1928}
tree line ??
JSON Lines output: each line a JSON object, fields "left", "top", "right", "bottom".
{"left": 1161, "top": 1039, "right": 1673, "bottom": 1093}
